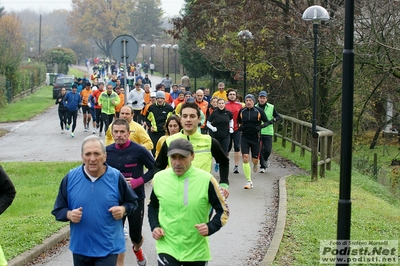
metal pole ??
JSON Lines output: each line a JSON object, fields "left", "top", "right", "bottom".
{"left": 243, "top": 41, "right": 247, "bottom": 96}
{"left": 167, "top": 48, "right": 170, "bottom": 74}
{"left": 122, "top": 39, "right": 128, "bottom": 104}
{"left": 174, "top": 51, "right": 177, "bottom": 83}
{"left": 162, "top": 48, "right": 165, "bottom": 76}
{"left": 39, "top": 14, "right": 42, "bottom": 57}
{"left": 336, "top": 1, "right": 354, "bottom": 265}
{"left": 312, "top": 22, "right": 319, "bottom": 135}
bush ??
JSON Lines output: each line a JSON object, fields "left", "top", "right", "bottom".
{"left": 8, "top": 62, "right": 46, "bottom": 97}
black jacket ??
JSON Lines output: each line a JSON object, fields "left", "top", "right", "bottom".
{"left": 0, "top": 165, "right": 16, "bottom": 215}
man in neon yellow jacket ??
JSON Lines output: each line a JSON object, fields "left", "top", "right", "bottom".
{"left": 148, "top": 138, "right": 229, "bottom": 265}
{"left": 98, "top": 83, "right": 120, "bottom": 134}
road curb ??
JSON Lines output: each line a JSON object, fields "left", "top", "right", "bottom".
{"left": 260, "top": 175, "right": 289, "bottom": 266}
{"left": 8, "top": 226, "right": 70, "bottom": 266}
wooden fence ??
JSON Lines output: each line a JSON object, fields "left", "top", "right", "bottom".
{"left": 274, "top": 114, "right": 334, "bottom": 180}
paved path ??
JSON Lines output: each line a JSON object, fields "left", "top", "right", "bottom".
{"left": 1, "top": 70, "right": 302, "bottom": 265}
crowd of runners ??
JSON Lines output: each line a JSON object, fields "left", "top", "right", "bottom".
{"left": 52, "top": 61, "right": 281, "bottom": 266}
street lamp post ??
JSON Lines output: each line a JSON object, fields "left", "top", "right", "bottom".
{"left": 161, "top": 44, "right": 166, "bottom": 76}
{"left": 141, "top": 44, "right": 146, "bottom": 62}
{"left": 173, "top": 44, "right": 179, "bottom": 83}
{"left": 302, "top": 6, "right": 330, "bottom": 135}
{"left": 151, "top": 44, "right": 156, "bottom": 75}
{"left": 165, "top": 44, "right": 171, "bottom": 74}
{"left": 238, "top": 30, "right": 253, "bottom": 96}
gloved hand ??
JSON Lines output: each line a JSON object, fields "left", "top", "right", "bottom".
{"left": 132, "top": 100, "right": 138, "bottom": 104}
{"left": 211, "top": 126, "right": 217, "bottom": 132}
{"left": 255, "top": 125, "right": 262, "bottom": 132}
{"left": 262, "top": 120, "right": 271, "bottom": 128}
{"left": 229, "top": 128, "right": 234, "bottom": 133}
{"left": 87, "top": 102, "right": 91, "bottom": 108}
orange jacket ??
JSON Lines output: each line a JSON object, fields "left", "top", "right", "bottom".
{"left": 115, "top": 93, "right": 125, "bottom": 113}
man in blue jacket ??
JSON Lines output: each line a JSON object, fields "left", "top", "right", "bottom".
{"left": 52, "top": 135, "right": 138, "bottom": 266}
{"left": 106, "top": 118, "right": 155, "bottom": 266}
{"left": 64, "top": 84, "right": 81, "bottom": 138}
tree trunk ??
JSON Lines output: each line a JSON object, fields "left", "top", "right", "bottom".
{"left": 369, "top": 126, "right": 384, "bottom": 149}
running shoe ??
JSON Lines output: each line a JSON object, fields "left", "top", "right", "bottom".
{"left": 66, "top": 124, "right": 70, "bottom": 130}
{"left": 244, "top": 181, "right": 253, "bottom": 189}
{"left": 260, "top": 168, "right": 266, "bottom": 173}
{"left": 86, "top": 123, "right": 89, "bottom": 129}
{"left": 92, "top": 129, "right": 96, "bottom": 134}
{"left": 214, "top": 163, "right": 219, "bottom": 172}
{"left": 84, "top": 127, "right": 88, "bottom": 132}
{"left": 253, "top": 164, "right": 259, "bottom": 173}
{"left": 70, "top": 132, "right": 74, "bottom": 138}
{"left": 233, "top": 165, "right": 239, "bottom": 174}
{"left": 61, "top": 129, "right": 64, "bottom": 134}
{"left": 266, "top": 160, "right": 271, "bottom": 168}
{"left": 133, "top": 247, "right": 147, "bottom": 266}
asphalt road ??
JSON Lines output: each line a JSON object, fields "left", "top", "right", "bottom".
{"left": 0, "top": 71, "right": 302, "bottom": 265}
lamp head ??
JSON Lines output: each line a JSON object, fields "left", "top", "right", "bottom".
{"left": 238, "top": 30, "right": 253, "bottom": 41}
{"left": 302, "top": 5, "right": 330, "bottom": 23}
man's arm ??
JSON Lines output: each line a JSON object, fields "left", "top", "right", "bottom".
{"left": 0, "top": 165, "right": 16, "bottom": 215}
{"left": 140, "top": 147, "right": 155, "bottom": 184}
{"left": 211, "top": 138, "right": 229, "bottom": 188}
{"left": 118, "top": 173, "right": 138, "bottom": 216}
{"left": 272, "top": 108, "right": 282, "bottom": 121}
{"left": 135, "top": 123, "right": 154, "bottom": 151}
{"left": 154, "top": 141, "right": 169, "bottom": 175}
{"left": 206, "top": 177, "right": 229, "bottom": 236}
{"left": 104, "top": 125, "right": 114, "bottom": 146}
{"left": 147, "top": 189, "right": 161, "bottom": 231}
{"left": 51, "top": 175, "right": 70, "bottom": 221}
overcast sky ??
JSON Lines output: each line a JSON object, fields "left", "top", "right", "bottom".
{"left": 1, "top": 0, "right": 185, "bottom": 16}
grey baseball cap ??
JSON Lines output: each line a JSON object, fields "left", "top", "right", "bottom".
{"left": 167, "top": 138, "right": 194, "bottom": 157}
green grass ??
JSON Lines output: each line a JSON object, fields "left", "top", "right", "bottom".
{"left": 68, "top": 67, "right": 88, "bottom": 77}
{"left": 0, "top": 162, "right": 81, "bottom": 260}
{"left": 0, "top": 68, "right": 85, "bottom": 123}
{"left": 271, "top": 144, "right": 400, "bottom": 266}
{"left": 0, "top": 86, "right": 54, "bottom": 122}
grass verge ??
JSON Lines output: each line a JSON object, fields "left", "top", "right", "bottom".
{"left": 0, "top": 67, "right": 86, "bottom": 123}
{"left": 271, "top": 144, "right": 400, "bottom": 266}
{"left": 0, "top": 162, "right": 81, "bottom": 260}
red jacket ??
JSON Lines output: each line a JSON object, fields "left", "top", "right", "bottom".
{"left": 225, "top": 100, "right": 243, "bottom": 131}
{"left": 91, "top": 89, "right": 104, "bottom": 110}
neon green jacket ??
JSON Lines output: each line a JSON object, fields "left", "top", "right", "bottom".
{"left": 98, "top": 91, "right": 120, "bottom": 115}
{"left": 148, "top": 166, "right": 229, "bottom": 261}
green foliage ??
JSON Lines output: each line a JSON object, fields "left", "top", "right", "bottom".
{"left": 68, "top": 0, "right": 136, "bottom": 57}
{"left": 44, "top": 48, "right": 77, "bottom": 74}
{"left": 130, "top": 0, "right": 164, "bottom": 42}
{"left": 0, "top": 67, "right": 83, "bottom": 121}
{"left": 0, "top": 162, "right": 81, "bottom": 260}
{"left": 272, "top": 144, "right": 400, "bottom": 265}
